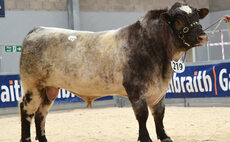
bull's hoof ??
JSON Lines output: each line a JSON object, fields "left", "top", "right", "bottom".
{"left": 20, "top": 138, "right": 31, "bottom": 142}
{"left": 138, "top": 139, "right": 152, "bottom": 142}
{"left": 138, "top": 130, "right": 152, "bottom": 142}
{"left": 161, "top": 138, "right": 173, "bottom": 142}
{"left": 138, "top": 136, "right": 152, "bottom": 142}
{"left": 35, "top": 136, "right": 47, "bottom": 142}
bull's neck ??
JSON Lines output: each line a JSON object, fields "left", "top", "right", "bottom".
{"left": 143, "top": 20, "right": 186, "bottom": 80}
{"left": 145, "top": 20, "right": 185, "bottom": 62}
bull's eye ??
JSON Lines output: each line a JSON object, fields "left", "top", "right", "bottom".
{"left": 176, "top": 19, "right": 184, "bottom": 25}
{"left": 175, "top": 19, "right": 185, "bottom": 31}
{"left": 183, "top": 27, "right": 189, "bottom": 33}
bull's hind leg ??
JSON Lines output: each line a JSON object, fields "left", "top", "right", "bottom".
{"left": 20, "top": 89, "right": 42, "bottom": 142}
{"left": 124, "top": 82, "right": 152, "bottom": 142}
{"left": 149, "top": 97, "right": 172, "bottom": 142}
{"left": 35, "top": 87, "right": 57, "bottom": 142}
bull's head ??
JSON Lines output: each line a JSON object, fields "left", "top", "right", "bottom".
{"left": 161, "top": 2, "right": 209, "bottom": 48}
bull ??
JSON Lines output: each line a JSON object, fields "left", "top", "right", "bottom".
{"left": 19, "top": 2, "right": 209, "bottom": 142}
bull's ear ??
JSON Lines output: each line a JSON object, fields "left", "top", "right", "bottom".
{"left": 198, "top": 8, "right": 209, "bottom": 19}
{"left": 160, "top": 12, "right": 171, "bottom": 24}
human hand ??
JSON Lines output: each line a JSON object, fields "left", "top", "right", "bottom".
{"left": 224, "top": 15, "right": 230, "bottom": 23}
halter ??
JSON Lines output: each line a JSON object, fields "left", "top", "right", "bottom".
{"left": 167, "top": 21, "right": 201, "bottom": 47}
{"left": 164, "top": 21, "right": 199, "bottom": 62}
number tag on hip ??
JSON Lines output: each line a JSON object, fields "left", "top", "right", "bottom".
{"left": 68, "top": 35, "right": 77, "bottom": 41}
{"left": 171, "top": 60, "right": 185, "bottom": 73}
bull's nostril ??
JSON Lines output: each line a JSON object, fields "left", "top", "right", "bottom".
{"left": 197, "top": 35, "right": 208, "bottom": 42}
{"left": 197, "top": 36, "right": 203, "bottom": 41}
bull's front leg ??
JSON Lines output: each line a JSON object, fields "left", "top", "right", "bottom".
{"left": 149, "top": 97, "right": 172, "bottom": 142}
{"left": 123, "top": 82, "right": 152, "bottom": 142}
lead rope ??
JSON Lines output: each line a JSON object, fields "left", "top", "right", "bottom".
{"left": 182, "top": 52, "right": 187, "bottom": 63}
{"left": 228, "top": 20, "right": 230, "bottom": 38}
{"left": 203, "top": 17, "right": 226, "bottom": 37}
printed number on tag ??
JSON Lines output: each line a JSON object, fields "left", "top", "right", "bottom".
{"left": 171, "top": 60, "right": 185, "bottom": 73}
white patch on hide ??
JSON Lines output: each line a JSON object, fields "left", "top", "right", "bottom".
{"left": 68, "top": 35, "right": 77, "bottom": 41}
{"left": 179, "top": 5, "right": 192, "bottom": 14}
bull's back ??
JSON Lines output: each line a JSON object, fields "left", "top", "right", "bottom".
{"left": 20, "top": 27, "right": 127, "bottom": 96}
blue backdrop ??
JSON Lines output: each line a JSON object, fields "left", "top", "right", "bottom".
{"left": 1, "top": 62, "right": 230, "bottom": 108}
{"left": 0, "top": 75, "right": 112, "bottom": 108}
{"left": 166, "top": 62, "right": 230, "bottom": 98}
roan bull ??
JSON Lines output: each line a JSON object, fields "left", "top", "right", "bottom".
{"left": 19, "top": 2, "right": 209, "bottom": 142}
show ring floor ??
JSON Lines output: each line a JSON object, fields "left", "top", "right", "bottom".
{"left": 1, "top": 101, "right": 230, "bottom": 142}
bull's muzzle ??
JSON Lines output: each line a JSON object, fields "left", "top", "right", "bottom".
{"left": 196, "top": 34, "right": 209, "bottom": 46}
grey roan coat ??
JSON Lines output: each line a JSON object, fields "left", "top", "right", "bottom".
{"left": 19, "top": 2, "right": 209, "bottom": 142}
